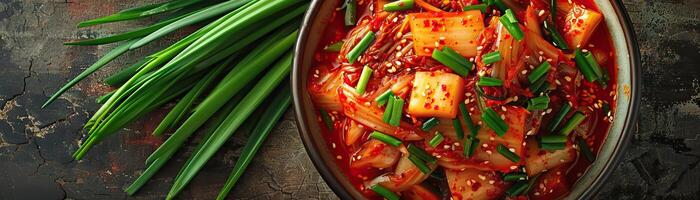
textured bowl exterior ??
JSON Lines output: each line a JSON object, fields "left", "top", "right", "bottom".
{"left": 292, "top": 1, "right": 641, "bottom": 199}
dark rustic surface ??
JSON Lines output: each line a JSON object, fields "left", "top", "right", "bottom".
{"left": 0, "top": 0, "right": 698, "bottom": 199}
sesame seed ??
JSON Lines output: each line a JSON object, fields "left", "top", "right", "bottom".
{"left": 538, "top": 10, "right": 545, "bottom": 16}
{"left": 336, "top": 155, "right": 342, "bottom": 159}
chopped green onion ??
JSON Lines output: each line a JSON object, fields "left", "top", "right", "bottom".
{"left": 459, "top": 103, "right": 478, "bottom": 137}
{"left": 497, "top": 144, "right": 520, "bottom": 163}
{"left": 370, "top": 131, "right": 402, "bottom": 147}
{"left": 408, "top": 154, "right": 432, "bottom": 174}
{"left": 578, "top": 138, "right": 596, "bottom": 162}
{"left": 383, "top": 0, "right": 415, "bottom": 12}
{"left": 428, "top": 132, "right": 444, "bottom": 148}
{"left": 347, "top": 31, "right": 376, "bottom": 64}
{"left": 463, "top": 4, "right": 488, "bottom": 12}
{"left": 503, "top": 172, "right": 527, "bottom": 182}
{"left": 355, "top": 65, "right": 373, "bottom": 94}
{"left": 528, "top": 62, "right": 551, "bottom": 84}
{"left": 527, "top": 96, "right": 550, "bottom": 111}
{"left": 602, "top": 102, "right": 610, "bottom": 115}
{"left": 550, "top": 0, "right": 557, "bottom": 22}
{"left": 463, "top": 136, "right": 478, "bottom": 158}
{"left": 584, "top": 52, "right": 604, "bottom": 82}
{"left": 530, "top": 79, "right": 550, "bottom": 96}
{"left": 432, "top": 47, "right": 471, "bottom": 76}
{"left": 548, "top": 103, "right": 571, "bottom": 132}
{"left": 502, "top": 9, "right": 518, "bottom": 24}
{"left": 559, "top": 111, "right": 585, "bottom": 136}
{"left": 477, "top": 76, "right": 503, "bottom": 86}
{"left": 540, "top": 142, "right": 566, "bottom": 150}
{"left": 408, "top": 144, "right": 437, "bottom": 163}
{"left": 324, "top": 40, "right": 344, "bottom": 52}
{"left": 371, "top": 184, "right": 400, "bottom": 200}
{"left": 540, "top": 134, "right": 567, "bottom": 143}
{"left": 421, "top": 117, "right": 440, "bottom": 131}
{"left": 524, "top": 174, "right": 541, "bottom": 194}
{"left": 575, "top": 48, "right": 597, "bottom": 82}
{"left": 345, "top": 0, "right": 357, "bottom": 26}
{"left": 382, "top": 97, "right": 395, "bottom": 122}
{"left": 443, "top": 46, "right": 473, "bottom": 71}
{"left": 499, "top": 14, "right": 523, "bottom": 41}
{"left": 489, "top": 0, "right": 508, "bottom": 11}
{"left": 482, "top": 108, "right": 508, "bottom": 136}
{"left": 482, "top": 51, "right": 502, "bottom": 64}
{"left": 319, "top": 109, "right": 334, "bottom": 131}
{"left": 544, "top": 21, "right": 569, "bottom": 50}
{"left": 389, "top": 96, "right": 404, "bottom": 126}
{"left": 505, "top": 181, "right": 528, "bottom": 196}
{"left": 375, "top": 89, "right": 394, "bottom": 106}
{"left": 453, "top": 118, "right": 465, "bottom": 139}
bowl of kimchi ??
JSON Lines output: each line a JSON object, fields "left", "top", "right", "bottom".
{"left": 292, "top": 0, "right": 640, "bottom": 199}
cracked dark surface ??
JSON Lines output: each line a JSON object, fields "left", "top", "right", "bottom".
{"left": 0, "top": 0, "right": 698, "bottom": 200}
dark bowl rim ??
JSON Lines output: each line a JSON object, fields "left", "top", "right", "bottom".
{"left": 291, "top": 0, "right": 642, "bottom": 199}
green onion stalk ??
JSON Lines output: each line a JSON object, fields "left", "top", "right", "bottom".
{"left": 42, "top": 0, "right": 310, "bottom": 199}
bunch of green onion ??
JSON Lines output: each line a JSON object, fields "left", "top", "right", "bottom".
{"left": 42, "top": 0, "right": 309, "bottom": 199}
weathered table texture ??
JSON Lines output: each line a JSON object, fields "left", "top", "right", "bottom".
{"left": 0, "top": 0, "right": 698, "bottom": 199}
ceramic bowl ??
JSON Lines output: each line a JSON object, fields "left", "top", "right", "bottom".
{"left": 292, "top": 1, "right": 641, "bottom": 199}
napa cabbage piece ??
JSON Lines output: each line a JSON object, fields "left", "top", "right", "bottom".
{"left": 366, "top": 153, "right": 436, "bottom": 192}
{"left": 445, "top": 169, "right": 507, "bottom": 200}
{"left": 350, "top": 139, "right": 401, "bottom": 169}
{"left": 524, "top": 138, "right": 576, "bottom": 176}
{"left": 407, "top": 71, "right": 465, "bottom": 118}
{"left": 409, "top": 11, "right": 485, "bottom": 58}
{"left": 344, "top": 119, "right": 366, "bottom": 146}
{"left": 432, "top": 106, "right": 529, "bottom": 172}
{"left": 309, "top": 70, "right": 343, "bottom": 112}
{"left": 340, "top": 84, "right": 423, "bottom": 140}
{"left": 477, "top": 16, "right": 527, "bottom": 91}
{"left": 562, "top": 4, "right": 603, "bottom": 48}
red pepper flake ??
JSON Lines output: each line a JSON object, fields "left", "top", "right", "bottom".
{"left": 471, "top": 181, "right": 482, "bottom": 191}
{"left": 433, "top": 105, "right": 440, "bottom": 110}
{"left": 441, "top": 84, "right": 448, "bottom": 91}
